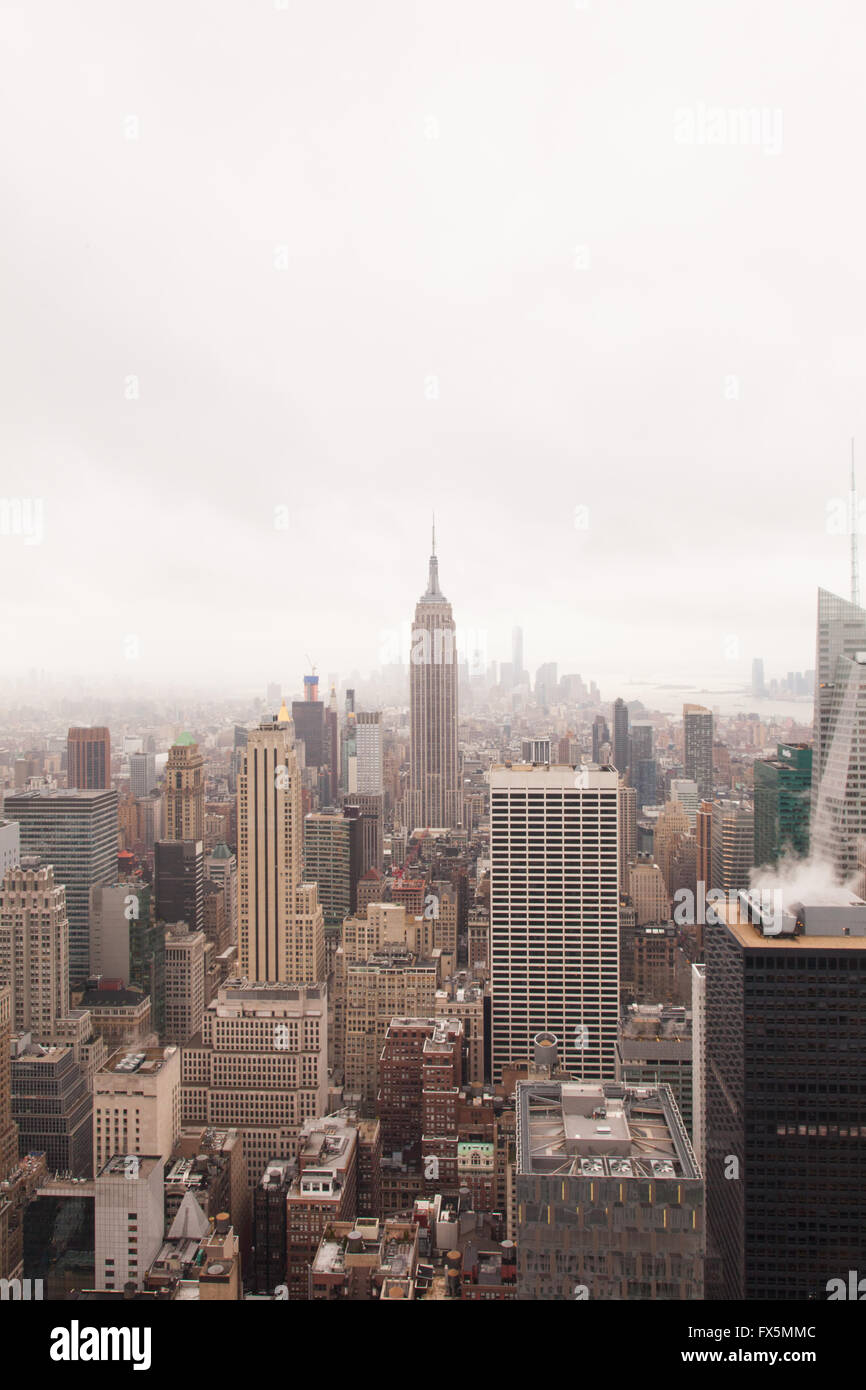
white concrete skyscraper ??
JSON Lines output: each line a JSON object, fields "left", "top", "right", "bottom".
{"left": 489, "top": 763, "right": 620, "bottom": 1084}
{"left": 237, "top": 703, "right": 325, "bottom": 984}
{"left": 355, "top": 711, "right": 384, "bottom": 794}
{"left": 407, "top": 527, "right": 462, "bottom": 830}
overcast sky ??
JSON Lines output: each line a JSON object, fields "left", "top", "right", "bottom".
{"left": 2, "top": 1, "right": 865, "bottom": 694}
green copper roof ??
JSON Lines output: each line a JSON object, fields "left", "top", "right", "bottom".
{"left": 175, "top": 731, "right": 195, "bottom": 746}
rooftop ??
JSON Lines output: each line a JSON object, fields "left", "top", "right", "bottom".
{"left": 721, "top": 895, "right": 866, "bottom": 949}
{"left": 516, "top": 1081, "right": 699, "bottom": 1180}
{"left": 4, "top": 787, "right": 116, "bottom": 802}
{"left": 620, "top": 1005, "right": 692, "bottom": 1049}
{"left": 99, "top": 1154, "right": 162, "bottom": 1179}
{"left": 101, "top": 1046, "right": 176, "bottom": 1077}
{"left": 81, "top": 988, "right": 148, "bottom": 1009}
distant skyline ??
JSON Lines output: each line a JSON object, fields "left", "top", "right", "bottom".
{"left": 2, "top": 2, "right": 865, "bottom": 687}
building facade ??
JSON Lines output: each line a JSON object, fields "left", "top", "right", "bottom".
{"left": 3, "top": 789, "right": 118, "bottom": 987}
{"left": 237, "top": 709, "right": 325, "bottom": 985}
{"left": 181, "top": 979, "right": 328, "bottom": 1190}
{"left": 706, "top": 897, "right": 866, "bottom": 1300}
{"left": 489, "top": 764, "right": 620, "bottom": 1084}
{"left": 0, "top": 864, "right": 69, "bottom": 1035}
{"left": 515, "top": 1079, "right": 703, "bottom": 1299}
{"left": 67, "top": 727, "right": 111, "bottom": 791}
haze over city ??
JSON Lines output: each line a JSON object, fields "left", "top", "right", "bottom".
{"left": 3, "top": 1, "right": 866, "bottom": 687}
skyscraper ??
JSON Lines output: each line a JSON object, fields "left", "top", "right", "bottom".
{"left": 292, "top": 673, "right": 325, "bottom": 770}
{"left": 591, "top": 716, "right": 610, "bottom": 764}
{"left": 355, "top": 711, "right": 384, "bottom": 794}
{"left": 182, "top": 979, "right": 328, "bottom": 1189}
{"left": 683, "top": 704, "right": 714, "bottom": 801}
{"left": 163, "top": 924, "right": 207, "bottom": 1045}
{"left": 654, "top": 799, "right": 691, "bottom": 894}
{"left": 811, "top": 591, "right": 866, "bottom": 879}
{"left": 3, "top": 788, "right": 118, "bottom": 987}
{"left": 534, "top": 663, "right": 558, "bottom": 708}
{"left": 154, "top": 838, "right": 204, "bottom": 934}
{"left": 407, "top": 529, "right": 462, "bottom": 831}
{"left": 237, "top": 705, "right": 325, "bottom": 984}
{"left": 812, "top": 587, "right": 866, "bottom": 789}
{"left": 0, "top": 864, "right": 69, "bottom": 1034}
{"left": 612, "top": 698, "right": 630, "bottom": 779}
{"left": 489, "top": 763, "right": 620, "bottom": 1084}
{"left": 92, "top": 1044, "right": 181, "bottom": 1176}
{"left": 129, "top": 751, "right": 156, "bottom": 799}
{"left": 515, "top": 1078, "right": 703, "bottom": 1300}
{"left": 753, "top": 743, "right": 812, "bottom": 868}
{"left": 709, "top": 801, "right": 754, "bottom": 895}
{"left": 12, "top": 1043, "right": 92, "bottom": 1178}
{"left": 751, "top": 657, "right": 765, "bottom": 698}
{"left": 303, "top": 809, "right": 362, "bottom": 927}
{"left": 629, "top": 720, "right": 655, "bottom": 809}
{"left": 205, "top": 842, "right": 237, "bottom": 946}
{"left": 811, "top": 653, "right": 866, "bottom": 880}
{"left": 706, "top": 896, "right": 866, "bottom": 1299}
{"left": 325, "top": 683, "right": 340, "bottom": 804}
{"left": 618, "top": 781, "right": 637, "bottom": 881}
{"left": 67, "top": 727, "right": 111, "bottom": 790}
{"left": 164, "top": 735, "right": 205, "bottom": 842}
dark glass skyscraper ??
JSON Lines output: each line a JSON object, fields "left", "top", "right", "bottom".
{"left": 629, "top": 720, "right": 655, "bottom": 809}
{"left": 706, "top": 898, "right": 866, "bottom": 1300}
{"left": 753, "top": 743, "right": 812, "bottom": 868}
{"left": 612, "top": 698, "right": 630, "bottom": 780}
{"left": 154, "top": 838, "right": 204, "bottom": 933}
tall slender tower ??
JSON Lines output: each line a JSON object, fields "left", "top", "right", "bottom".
{"left": 612, "top": 697, "right": 630, "bottom": 780}
{"left": 164, "top": 735, "right": 205, "bottom": 842}
{"left": 683, "top": 704, "right": 714, "bottom": 801}
{"left": 237, "top": 703, "right": 325, "bottom": 983}
{"left": 407, "top": 526, "right": 462, "bottom": 830}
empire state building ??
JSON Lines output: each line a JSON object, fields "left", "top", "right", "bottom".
{"left": 407, "top": 530, "right": 462, "bottom": 830}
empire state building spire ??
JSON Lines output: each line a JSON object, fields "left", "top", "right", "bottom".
{"left": 423, "top": 515, "right": 444, "bottom": 600}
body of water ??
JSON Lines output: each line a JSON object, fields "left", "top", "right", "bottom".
{"left": 597, "top": 676, "right": 813, "bottom": 722}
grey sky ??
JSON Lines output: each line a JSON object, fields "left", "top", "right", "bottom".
{"left": 1, "top": 1, "right": 864, "bottom": 690}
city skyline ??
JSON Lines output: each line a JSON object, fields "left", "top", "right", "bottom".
{"left": 2, "top": 0, "right": 866, "bottom": 1330}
